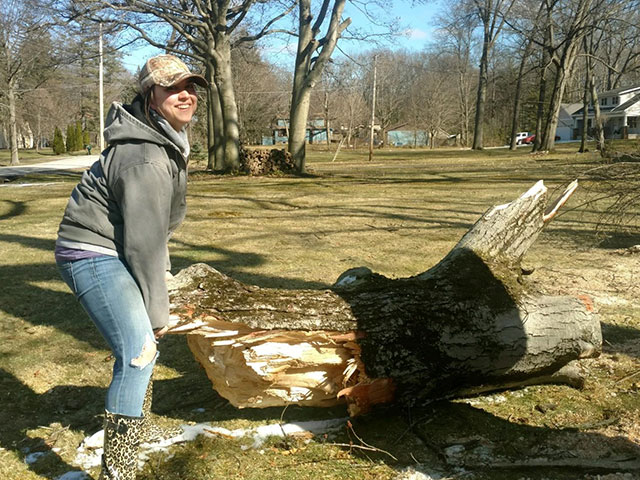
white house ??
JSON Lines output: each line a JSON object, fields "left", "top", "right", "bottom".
{"left": 571, "top": 85, "right": 640, "bottom": 139}
{"left": 557, "top": 103, "right": 583, "bottom": 141}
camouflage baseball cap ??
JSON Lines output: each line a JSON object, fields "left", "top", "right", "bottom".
{"left": 139, "top": 54, "right": 208, "bottom": 93}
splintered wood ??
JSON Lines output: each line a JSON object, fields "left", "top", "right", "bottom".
{"left": 172, "top": 316, "right": 369, "bottom": 413}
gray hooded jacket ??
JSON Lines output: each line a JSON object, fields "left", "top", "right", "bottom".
{"left": 56, "top": 96, "right": 188, "bottom": 329}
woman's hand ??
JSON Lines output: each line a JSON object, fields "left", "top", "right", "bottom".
{"left": 154, "top": 326, "right": 169, "bottom": 339}
{"left": 153, "top": 314, "right": 180, "bottom": 339}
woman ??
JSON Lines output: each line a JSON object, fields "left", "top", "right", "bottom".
{"left": 55, "top": 54, "right": 206, "bottom": 480}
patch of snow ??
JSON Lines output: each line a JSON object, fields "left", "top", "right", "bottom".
{"left": 335, "top": 274, "right": 358, "bottom": 287}
{"left": 395, "top": 465, "right": 444, "bottom": 480}
{"left": 72, "top": 417, "right": 347, "bottom": 474}
{"left": 483, "top": 394, "right": 507, "bottom": 403}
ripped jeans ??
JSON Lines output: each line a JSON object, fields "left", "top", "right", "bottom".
{"left": 57, "top": 255, "right": 157, "bottom": 417}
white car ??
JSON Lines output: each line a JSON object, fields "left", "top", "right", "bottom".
{"left": 515, "top": 132, "right": 529, "bottom": 145}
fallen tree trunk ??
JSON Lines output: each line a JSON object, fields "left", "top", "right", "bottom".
{"left": 168, "top": 180, "right": 601, "bottom": 415}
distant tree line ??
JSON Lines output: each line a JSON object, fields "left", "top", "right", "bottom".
{"left": 1, "top": 0, "right": 639, "bottom": 168}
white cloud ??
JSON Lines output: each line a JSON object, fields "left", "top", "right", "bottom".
{"left": 403, "top": 28, "right": 429, "bottom": 40}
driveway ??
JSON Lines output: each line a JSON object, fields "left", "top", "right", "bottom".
{"left": 0, "top": 155, "right": 98, "bottom": 180}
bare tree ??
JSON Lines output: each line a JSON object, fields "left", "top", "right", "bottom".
{"left": 582, "top": 31, "right": 606, "bottom": 152}
{"left": 288, "top": 0, "right": 351, "bottom": 172}
{"left": 601, "top": 7, "right": 640, "bottom": 90}
{"left": 434, "top": 6, "right": 478, "bottom": 147}
{"left": 407, "top": 53, "right": 456, "bottom": 148}
{"left": 505, "top": 1, "right": 547, "bottom": 150}
{"left": 0, "top": 0, "right": 56, "bottom": 165}
{"left": 330, "top": 58, "right": 368, "bottom": 148}
{"left": 232, "top": 45, "right": 289, "bottom": 144}
{"left": 361, "top": 50, "right": 414, "bottom": 145}
{"left": 507, "top": 37, "right": 534, "bottom": 150}
{"left": 469, "top": 0, "right": 517, "bottom": 150}
{"left": 535, "top": 0, "right": 602, "bottom": 151}
{"left": 74, "top": 0, "right": 294, "bottom": 171}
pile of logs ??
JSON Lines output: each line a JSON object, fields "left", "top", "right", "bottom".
{"left": 167, "top": 180, "right": 602, "bottom": 416}
{"left": 239, "top": 146, "right": 296, "bottom": 175}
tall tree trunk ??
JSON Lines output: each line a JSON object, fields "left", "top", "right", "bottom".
{"left": 36, "top": 111, "right": 41, "bottom": 153}
{"left": 8, "top": 79, "right": 20, "bottom": 166}
{"left": 459, "top": 71, "right": 471, "bottom": 147}
{"left": 472, "top": 30, "right": 490, "bottom": 150}
{"left": 539, "top": 67, "right": 566, "bottom": 151}
{"left": 532, "top": 65, "right": 546, "bottom": 152}
{"left": 212, "top": 39, "right": 240, "bottom": 172}
{"left": 589, "top": 74, "right": 606, "bottom": 154}
{"left": 289, "top": 84, "right": 311, "bottom": 172}
{"left": 532, "top": 29, "right": 550, "bottom": 152}
{"left": 205, "top": 60, "right": 225, "bottom": 171}
{"left": 579, "top": 64, "right": 590, "bottom": 153}
{"left": 509, "top": 39, "right": 533, "bottom": 150}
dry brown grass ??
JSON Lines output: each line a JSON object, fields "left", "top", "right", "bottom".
{"left": 1, "top": 144, "right": 639, "bottom": 480}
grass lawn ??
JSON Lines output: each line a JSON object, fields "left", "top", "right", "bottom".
{"left": 1, "top": 144, "right": 639, "bottom": 479}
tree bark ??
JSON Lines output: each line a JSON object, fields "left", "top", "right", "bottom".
{"left": 589, "top": 72, "right": 606, "bottom": 154}
{"left": 168, "top": 180, "right": 600, "bottom": 415}
{"left": 579, "top": 59, "right": 590, "bottom": 153}
{"left": 471, "top": 32, "right": 489, "bottom": 150}
{"left": 8, "top": 79, "right": 20, "bottom": 166}
{"left": 205, "top": 60, "right": 225, "bottom": 171}
{"left": 211, "top": 39, "right": 240, "bottom": 171}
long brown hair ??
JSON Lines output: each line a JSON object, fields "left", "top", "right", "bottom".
{"left": 143, "top": 87, "right": 162, "bottom": 132}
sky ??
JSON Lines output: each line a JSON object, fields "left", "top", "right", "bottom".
{"left": 121, "top": 0, "right": 442, "bottom": 73}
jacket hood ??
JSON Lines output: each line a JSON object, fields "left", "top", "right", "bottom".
{"left": 104, "top": 94, "right": 175, "bottom": 148}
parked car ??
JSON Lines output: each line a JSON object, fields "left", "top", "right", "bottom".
{"left": 515, "top": 132, "right": 529, "bottom": 145}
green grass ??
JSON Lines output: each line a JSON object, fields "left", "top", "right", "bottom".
{"left": 1, "top": 144, "right": 639, "bottom": 479}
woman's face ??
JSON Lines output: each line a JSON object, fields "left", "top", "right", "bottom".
{"left": 150, "top": 79, "right": 198, "bottom": 131}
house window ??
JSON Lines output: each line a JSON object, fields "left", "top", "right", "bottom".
{"left": 613, "top": 96, "right": 619, "bottom": 105}
{"left": 629, "top": 117, "right": 638, "bottom": 129}
{"left": 600, "top": 97, "right": 608, "bottom": 106}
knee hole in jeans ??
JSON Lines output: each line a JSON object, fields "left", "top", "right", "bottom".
{"left": 130, "top": 333, "right": 157, "bottom": 369}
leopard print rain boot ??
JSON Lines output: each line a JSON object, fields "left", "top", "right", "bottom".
{"left": 99, "top": 411, "right": 144, "bottom": 480}
{"left": 139, "top": 380, "right": 182, "bottom": 444}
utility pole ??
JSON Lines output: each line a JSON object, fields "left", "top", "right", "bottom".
{"left": 324, "top": 90, "right": 331, "bottom": 146}
{"left": 368, "top": 55, "right": 377, "bottom": 162}
{"left": 99, "top": 23, "right": 105, "bottom": 152}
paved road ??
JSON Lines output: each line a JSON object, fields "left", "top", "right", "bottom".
{"left": 0, "top": 155, "right": 98, "bottom": 180}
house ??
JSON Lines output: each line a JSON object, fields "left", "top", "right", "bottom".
{"left": 387, "top": 129, "right": 429, "bottom": 147}
{"left": 571, "top": 85, "right": 640, "bottom": 139}
{"left": 556, "top": 103, "right": 582, "bottom": 141}
{"left": 263, "top": 117, "right": 331, "bottom": 146}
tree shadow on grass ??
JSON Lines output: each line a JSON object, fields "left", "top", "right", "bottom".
{"left": 0, "top": 200, "right": 27, "bottom": 220}
{"left": 0, "top": 368, "right": 103, "bottom": 479}
{"left": 345, "top": 400, "right": 640, "bottom": 479}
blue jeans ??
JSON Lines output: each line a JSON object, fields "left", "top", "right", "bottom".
{"left": 57, "top": 255, "right": 157, "bottom": 417}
